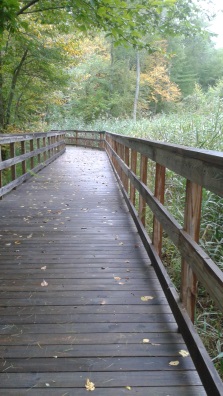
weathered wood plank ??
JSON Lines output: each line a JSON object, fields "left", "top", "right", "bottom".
{"left": 0, "top": 387, "right": 207, "bottom": 396}
{"left": 105, "top": 132, "right": 223, "bottom": 196}
{"left": 108, "top": 153, "right": 222, "bottom": 395}
{"left": 0, "top": 371, "right": 203, "bottom": 387}
{"left": 0, "top": 147, "right": 208, "bottom": 395}
{"left": 106, "top": 140, "right": 223, "bottom": 311}
{"left": 0, "top": 332, "right": 183, "bottom": 345}
{"left": 0, "top": 357, "right": 195, "bottom": 372}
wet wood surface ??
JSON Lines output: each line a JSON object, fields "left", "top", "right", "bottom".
{"left": 0, "top": 147, "right": 206, "bottom": 395}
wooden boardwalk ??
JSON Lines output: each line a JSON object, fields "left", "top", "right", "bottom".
{"left": 0, "top": 146, "right": 206, "bottom": 395}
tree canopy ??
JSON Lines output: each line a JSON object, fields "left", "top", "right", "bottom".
{"left": 1, "top": 0, "right": 207, "bottom": 47}
{"left": 0, "top": 0, "right": 215, "bottom": 131}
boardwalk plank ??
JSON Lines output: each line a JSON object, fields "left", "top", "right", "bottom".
{"left": 0, "top": 147, "right": 206, "bottom": 394}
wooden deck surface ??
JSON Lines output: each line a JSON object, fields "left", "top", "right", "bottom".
{"left": 0, "top": 146, "right": 206, "bottom": 395}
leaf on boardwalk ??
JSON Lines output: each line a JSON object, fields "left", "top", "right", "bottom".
{"left": 14, "top": 241, "right": 21, "bottom": 245}
{"left": 41, "top": 280, "right": 48, "bottom": 287}
{"left": 114, "top": 277, "right": 121, "bottom": 281}
{"left": 41, "top": 266, "right": 47, "bottom": 270}
{"left": 118, "top": 242, "right": 124, "bottom": 246}
{"left": 27, "top": 233, "right": 33, "bottom": 239}
{"left": 179, "top": 349, "right": 189, "bottom": 357}
{"left": 141, "top": 296, "right": 154, "bottom": 301}
{"left": 85, "top": 378, "right": 95, "bottom": 391}
{"left": 143, "top": 338, "right": 150, "bottom": 343}
{"left": 125, "top": 386, "right": 132, "bottom": 390}
{"left": 169, "top": 360, "right": 179, "bottom": 366}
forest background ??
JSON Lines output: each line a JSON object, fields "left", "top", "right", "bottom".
{"left": 0, "top": 0, "right": 223, "bottom": 378}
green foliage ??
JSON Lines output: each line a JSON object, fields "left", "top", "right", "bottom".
{"left": 0, "top": 0, "right": 213, "bottom": 131}
{"left": 168, "top": 36, "right": 223, "bottom": 95}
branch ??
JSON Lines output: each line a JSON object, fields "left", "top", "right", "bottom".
{"left": 22, "top": 6, "right": 68, "bottom": 14}
{"left": 17, "top": 0, "right": 40, "bottom": 16}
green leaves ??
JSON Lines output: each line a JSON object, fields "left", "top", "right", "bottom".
{"left": 0, "top": 0, "right": 20, "bottom": 34}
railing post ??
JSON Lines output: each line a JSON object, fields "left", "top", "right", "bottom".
{"left": 139, "top": 154, "right": 148, "bottom": 226}
{"left": 21, "top": 141, "right": 26, "bottom": 174}
{"left": 100, "top": 132, "right": 104, "bottom": 149}
{"left": 53, "top": 136, "right": 55, "bottom": 155}
{"left": 153, "top": 163, "right": 166, "bottom": 257}
{"left": 124, "top": 146, "right": 130, "bottom": 193}
{"left": 37, "top": 138, "right": 41, "bottom": 163}
{"left": 181, "top": 180, "right": 202, "bottom": 322}
{"left": 43, "top": 137, "right": 47, "bottom": 161}
{"left": 114, "top": 140, "right": 119, "bottom": 175}
{"left": 0, "top": 146, "right": 2, "bottom": 200}
{"left": 30, "top": 139, "right": 34, "bottom": 169}
{"left": 119, "top": 143, "right": 125, "bottom": 187}
{"left": 10, "top": 142, "right": 16, "bottom": 186}
{"left": 130, "top": 149, "right": 137, "bottom": 206}
{"left": 47, "top": 136, "right": 49, "bottom": 158}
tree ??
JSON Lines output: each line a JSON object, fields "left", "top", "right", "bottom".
{"left": 0, "top": 17, "right": 73, "bottom": 129}
{"left": 168, "top": 35, "right": 223, "bottom": 96}
{"left": 1, "top": 1, "right": 206, "bottom": 47}
{"left": 0, "top": 0, "right": 210, "bottom": 130}
{"left": 133, "top": 51, "right": 140, "bottom": 122}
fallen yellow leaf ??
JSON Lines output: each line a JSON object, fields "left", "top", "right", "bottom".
{"left": 169, "top": 360, "right": 180, "bottom": 366}
{"left": 41, "top": 280, "right": 48, "bottom": 287}
{"left": 85, "top": 378, "right": 95, "bottom": 391}
{"left": 143, "top": 339, "right": 150, "bottom": 343}
{"left": 179, "top": 349, "right": 189, "bottom": 357}
{"left": 141, "top": 296, "right": 154, "bottom": 301}
{"left": 41, "top": 266, "right": 47, "bottom": 270}
{"left": 114, "top": 277, "right": 121, "bottom": 281}
{"left": 125, "top": 386, "right": 132, "bottom": 390}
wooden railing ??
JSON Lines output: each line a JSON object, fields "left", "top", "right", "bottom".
{"left": 0, "top": 131, "right": 65, "bottom": 199}
{"left": 103, "top": 131, "right": 223, "bottom": 395}
{"left": 1, "top": 128, "right": 222, "bottom": 393}
{"left": 62, "top": 130, "right": 105, "bottom": 149}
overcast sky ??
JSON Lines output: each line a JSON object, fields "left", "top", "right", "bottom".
{"left": 208, "top": 0, "right": 223, "bottom": 47}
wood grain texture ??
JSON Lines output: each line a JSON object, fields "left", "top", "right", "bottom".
{"left": 0, "top": 146, "right": 205, "bottom": 395}
{"left": 105, "top": 139, "right": 223, "bottom": 311}
{"left": 105, "top": 132, "right": 223, "bottom": 197}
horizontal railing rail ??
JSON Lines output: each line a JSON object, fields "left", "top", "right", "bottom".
{"left": 0, "top": 131, "right": 65, "bottom": 198}
{"left": 1, "top": 128, "right": 222, "bottom": 393}
{"left": 55, "top": 129, "right": 105, "bottom": 149}
{"left": 103, "top": 131, "right": 223, "bottom": 395}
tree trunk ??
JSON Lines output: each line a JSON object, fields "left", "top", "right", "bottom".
{"left": 0, "top": 51, "right": 4, "bottom": 131}
{"left": 133, "top": 51, "right": 140, "bottom": 122}
{"left": 5, "top": 48, "right": 29, "bottom": 127}
{"left": 110, "top": 40, "right": 114, "bottom": 94}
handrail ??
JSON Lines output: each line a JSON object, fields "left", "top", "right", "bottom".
{"left": 56, "top": 129, "right": 105, "bottom": 149}
{"left": 104, "top": 132, "right": 223, "bottom": 313}
{"left": 0, "top": 131, "right": 66, "bottom": 198}
{"left": 1, "top": 128, "right": 222, "bottom": 393}
{"left": 103, "top": 131, "right": 223, "bottom": 395}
